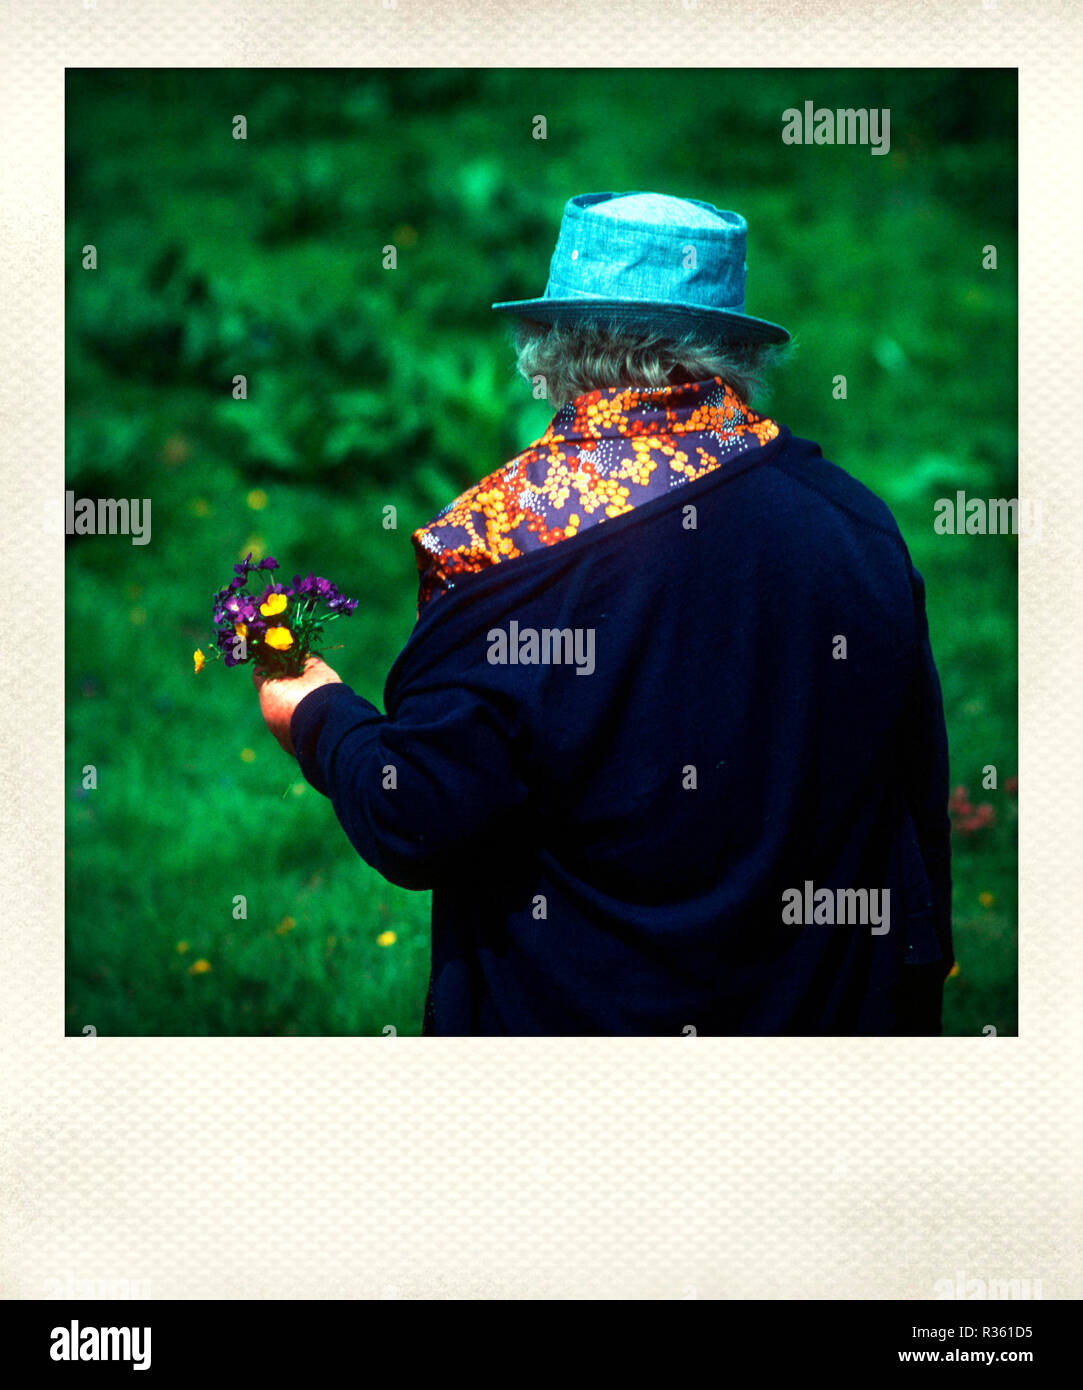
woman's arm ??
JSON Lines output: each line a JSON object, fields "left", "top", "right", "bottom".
{"left": 255, "top": 656, "right": 529, "bottom": 890}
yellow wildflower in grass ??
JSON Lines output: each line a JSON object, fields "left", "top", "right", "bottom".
{"left": 264, "top": 625, "right": 293, "bottom": 650}
{"left": 276, "top": 915, "right": 297, "bottom": 936}
{"left": 948, "top": 962, "right": 961, "bottom": 978}
{"left": 240, "top": 747, "right": 256, "bottom": 763}
{"left": 193, "top": 648, "right": 205, "bottom": 673}
{"left": 978, "top": 891, "right": 995, "bottom": 909}
{"left": 176, "top": 940, "right": 190, "bottom": 954}
{"left": 376, "top": 930, "right": 397, "bottom": 948}
{"left": 246, "top": 488, "right": 268, "bottom": 511}
{"left": 189, "top": 958, "right": 212, "bottom": 975}
{"left": 234, "top": 623, "right": 247, "bottom": 639}
{"left": 260, "top": 592, "right": 288, "bottom": 617}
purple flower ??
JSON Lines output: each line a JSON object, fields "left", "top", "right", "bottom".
{"left": 259, "top": 557, "right": 278, "bottom": 571}
{"left": 222, "top": 594, "right": 245, "bottom": 618}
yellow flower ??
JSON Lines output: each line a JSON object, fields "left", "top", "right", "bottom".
{"left": 260, "top": 592, "right": 288, "bottom": 617}
{"left": 240, "top": 747, "right": 256, "bottom": 763}
{"left": 264, "top": 625, "right": 293, "bottom": 650}
{"left": 176, "top": 940, "right": 190, "bottom": 954}
{"left": 948, "top": 962, "right": 961, "bottom": 978}
{"left": 978, "top": 891, "right": 995, "bottom": 908}
{"left": 241, "top": 536, "right": 265, "bottom": 561}
{"left": 246, "top": 488, "right": 268, "bottom": 511}
{"left": 189, "top": 958, "right": 212, "bottom": 975}
{"left": 234, "top": 623, "right": 247, "bottom": 638}
{"left": 193, "top": 648, "right": 205, "bottom": 673}
{"left": 376, "top": 930, "right": 397, "bottom": 948}
{"left": 276, "top": 915, "right": 297, "bottom": 936}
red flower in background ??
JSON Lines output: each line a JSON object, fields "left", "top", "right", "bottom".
{"left": 949, "top": 784, "right": 997, "bottom": 837}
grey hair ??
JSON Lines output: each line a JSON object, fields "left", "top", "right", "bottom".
{"left": 513, "top": 319, "right": 790, "bottom": 411}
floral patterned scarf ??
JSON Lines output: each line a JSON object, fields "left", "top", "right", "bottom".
{"left": 412, "top": 376, "right": 779, "bottom": 613}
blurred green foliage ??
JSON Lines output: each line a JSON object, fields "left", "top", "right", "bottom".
{"left": 66, "top": 69, "right": 1017, "bottom": 1036}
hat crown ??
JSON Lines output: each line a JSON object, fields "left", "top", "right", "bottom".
{"left": 591, "top": 192, "right": 730, "bottom": 229}
{"left": 545, "top": 191, "right": 748, "bottom": 313}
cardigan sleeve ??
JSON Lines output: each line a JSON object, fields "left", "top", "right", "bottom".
{"left": 289, "top": 678, "right": 529, "bottom": 891}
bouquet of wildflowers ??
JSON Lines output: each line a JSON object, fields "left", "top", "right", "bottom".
{"left": 194, "top": 552, "right": 358, "bottom": 678}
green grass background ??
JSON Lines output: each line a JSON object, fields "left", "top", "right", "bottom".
{"left": 65, "top": 69, "right": 1017, "bottom": 1036}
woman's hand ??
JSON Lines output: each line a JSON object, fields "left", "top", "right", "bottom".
{"left": 253, "top": 654, "right": 342, "bottom": 755}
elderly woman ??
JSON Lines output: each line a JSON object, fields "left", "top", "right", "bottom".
{"left": 255, "top": 192, "right": 953, "bottom": 1036}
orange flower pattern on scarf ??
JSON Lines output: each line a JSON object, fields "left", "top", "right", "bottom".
{"left": 412, "top": 376, "right": 779, "bottom": 613}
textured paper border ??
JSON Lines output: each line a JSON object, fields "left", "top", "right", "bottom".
{"left": 2, "top": 1, "right": 1081, "bottom": 1300}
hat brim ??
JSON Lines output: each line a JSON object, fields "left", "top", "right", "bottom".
{"left": 491, "top": 297, "right": 790, "bottom": 346}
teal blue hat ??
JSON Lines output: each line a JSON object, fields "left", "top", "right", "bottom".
{"left": 492, "top": 191, "right": 790, "bottom": 346}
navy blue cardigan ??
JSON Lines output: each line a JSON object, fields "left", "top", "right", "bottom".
{"left": 291, "top": 427, "right": 952, "bottom": 1035}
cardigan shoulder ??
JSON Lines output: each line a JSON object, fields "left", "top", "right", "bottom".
{"left": 764, "top": 437, "right": 911, "bottom": 555}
